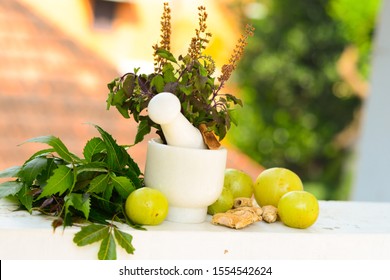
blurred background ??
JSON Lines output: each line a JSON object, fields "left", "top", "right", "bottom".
{"left": 0, "top": 0, "right": 384, "bottom": 200}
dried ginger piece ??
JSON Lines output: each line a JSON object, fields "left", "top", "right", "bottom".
{"left": 199, "top": 124, "right": 221, "bottom": 150}
{"left": 211, "top": 206, "right": 262, "bottom": 229}
{"left": 233, "top": 197, "right": 253, "bottom": 208}
{"left": 262, "top": 205, "right": 278, "bottom": 223}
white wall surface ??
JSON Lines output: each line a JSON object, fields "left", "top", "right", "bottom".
{"left": 351, "top": 0, "right": 390, "bottom": 201}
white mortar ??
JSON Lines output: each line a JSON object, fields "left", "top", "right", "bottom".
{"left": 144, "top": 138, "right": 227, "bottom": 223}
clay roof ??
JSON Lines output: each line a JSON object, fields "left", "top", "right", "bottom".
{"left": 0, "top": 0, "right": 263, "bottom": 181}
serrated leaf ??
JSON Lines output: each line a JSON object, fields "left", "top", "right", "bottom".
{"left": 38, "top": 165, "right": 74, "bottom": 199}
{"left": 134, "top": 117, "right": 151, "bottom": 146}
{"left": 110, "top": 174, "right": 135, "bottom": 199}
{"left": 114, "top": 228, "right": 135, "bottom": 254}
{"left": 0, "top": 166, "right": 21, "bottom": 178}
{"left": 126, "top": 169, "right": 142, "bottom": 189}
{"left": 87, "top": 173, "right": 110, "bottom": 194}
{"left": 94, "top": 125, "right": 127, "bottom": 171}
{"left": 25, "top": 148, "right": 55, "bottom": 163}
{"left": 0, "top": 181, "right": 23, "bottom": 198}
{"left": 37, "top": 158, "right": 58, "bottom": 185}
{"left": 83, "top": 137, "right": 106, "bottom": 162}
{"left": 76, "top": 162, "right": 108, "bottom": 175}
{"left": 18, "top": 157, "right": 48, "bottom": 185}
{"left": 100, "top": 181, "right": 115, "bottom": 213}
{"left": 23, "top": 135, "right": 81, "bottom": 163}
{"left": 17, "top": 184, "right": 33, "bottom": 213}
{"left": 65, "top": 193, "right": 90, "bottom": 220}
{"left": 98, "top": 233, "right": 116, "bottom": 260}
{"left": 73, "top": 224, "right": 109, "bottom": 246}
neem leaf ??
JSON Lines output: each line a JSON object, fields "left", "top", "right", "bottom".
{"left": 38, "top": 165, "right": 74, "bottom": 199}
{"left": 23, "top": 136, "right": 81, "bottom": 163}
{"left": 87, "top": 173, "right": 110, "bottom": 194}
{"left": 125, "top": 169, "right": 142, "bottom": 189}
{"left": 18, "top": 157, "right": 48, "bottom": 186}
{"left": 0, "top": 166, "right": 21, "bottom": 178}
{"left": 65, "top": 193, "right": 91, "bottom": 220}
{"left": 76, "top": 162, "right": 108, "bottom": 175}
{"left": 0, "top": 181, "right": 23, "bottom": 199}
{"left": 83, "top": 137, "right": 106, "bottom": 162}
{"left": 25, "top": 148, "right": 55, "bottom": 163}
{"left": 126, "top": 153, "right": 141, "bottom": 176}
{"left": 17, "top": 184, "right": 33, "bottom": 213}
{"left": 37, "top": 158, "right": 58, "bottom": 186}
{"left": 113, "top": 228, "right": 135, "bottom": 254}
{"left": 73, "top": 224, "right": 109, "bottom": 246}
{"left": 94, "top": 125, "right": 127, "bottom": 171}
{"left": 110, "top": 174, "right": 135, "bottom": 199}
{"left": 98, "top": 233, "right": 117, "bottom": 260}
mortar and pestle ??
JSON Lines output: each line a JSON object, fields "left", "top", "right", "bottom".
{"left": 144, "top": 92, "right": 227, "bottom": 223}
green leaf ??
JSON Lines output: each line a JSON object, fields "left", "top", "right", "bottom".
{"left": 100, "top": 182, "right": 115, "bottom": 213}
{"left": 116, "top": 104, "right": 130, "bottom": 119}
{"left": 38, "top": 165, "right": 74, "bottom": 199}
{"left": 198, "top": 64, "right": 208, "bottom": 77}
{"left": 162, "top": 63, "right": 177, "bottom": 83}
{"left": 65, "top": 193, "right": 91, "bottom": 220}
{"left": 156, "top": 49, "right": 177, "bottom": 63}
{"left": 110, "top": 174, "right": 135, "bottom": 199}
{"left": 127, "top": 153, "right": 141, "bottom": 176}
{"left": 112, "top": 89, "right": 126, "bottom": 106}
{"left": 25, "top": 148, "right": 55, "bottom": 163}
{"left": 18, "top": 157, "right": 48, "bottom": 185}
{"left": 76, "top": 162, "right": 108, "bottom": 175}
{"left": 225, "top": 93, "right": 243, "bottom": 107}
{"left": 83, "top": 137, "right": 106, "bottom": 162}
{"left": 17, "top": 184, "right": 33, "bottom": 213}
{"left": 0, "top": 166, "right": 21, "bottom": 178}
{"left": 114, "top": 228, "right": 135, "bottom": 254}
{"left": 23, "top": 136, "right": 81, "bottom": 163}
{"left": 73, "top": 224, "right": 109, "bottom": 246}
{"left": 98, "top": 233, "right": 117, "bottom": 260}
{"left": 37, "top": 158, "right": 58, "bottom": 186}
{"left": 0, "top": 181, "right": 23, "bottom": 198}
{"left": 123, "top": 74, "right": 136, "bottom": 97}
{"left": 151, "top": 75, "right": 165, "bottom": 93}
{"left": 126, "top": 169, "right": 142, "bottom": 189}
{"left": 87, "top": 173, "right": 110, "bottom": 194}
{"left": 134, "top": 117, "right": 151, "bottom": 145}
{"left": 179, "top": 85, "right": 193, "bottom": 96}
{"left": 94, "top": 125, "right": 127, "bottom": 171}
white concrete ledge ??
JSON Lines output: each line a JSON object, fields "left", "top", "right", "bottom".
{"left": 1, "top": 199, "right": 389, "bottom": 260}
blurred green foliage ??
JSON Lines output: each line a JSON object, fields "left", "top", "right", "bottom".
{"left": 228, "top": 0, "right": 381, "bottom": 199}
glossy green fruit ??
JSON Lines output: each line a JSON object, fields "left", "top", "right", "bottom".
{"left": 254, "top": 167, "right": 304, "bottom": 207}
{"left": 278, "top": 191, "right": 319, "bottom": 229}
{"left": 125, "top": 187, "right": 169, "bottom": 225}
{"left": 207, "top": 187, "right": 234, "bottom": 215}
{"left": 223, "top": 168, "right": 254, "bottom": 198}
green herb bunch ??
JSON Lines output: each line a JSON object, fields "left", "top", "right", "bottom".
{"left": 0, "top": 125, "right": 143, "bottom": 259}
{"left": 107, "top": 3, "right": 254, "bottom": 146}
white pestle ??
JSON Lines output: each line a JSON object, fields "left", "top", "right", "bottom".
{"left": 148, "top": 92, "right": 207, "bottom": 149}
